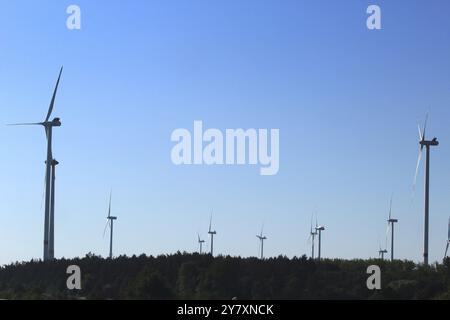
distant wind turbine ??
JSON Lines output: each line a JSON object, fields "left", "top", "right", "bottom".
{"left": 198, "top": 234, "right": 205, "bottom": 254}
{"left": 256, "top": 224, "right": 267, "bottom": 259}
{"left": 386, "top": 195, "right": 398, "bottom": 261}
{"left": 414, "top": 113, "right": 439, "bottom": 265}
{"left": 378, "top": 247, "right": 388, "bottom": 260}
{"left": 315, "top": 220, "right": 325, "bottom": 261}
{"left": 445, "top": 218, "right": 450, "bottom": 259}
{"left": 8, "top": 67, "right": 63, "bottom": 261}
{"left": 208, "top": 214, "right": 217, "bottom": 256}
{"left": 103, "top": 191, "right": 118, "bottom": 259}
{"left": 308, "top": 215, "right": 318, "bottom": 259}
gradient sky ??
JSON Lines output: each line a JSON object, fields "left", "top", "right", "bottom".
{"left": 0, "top": 0, "right": 450, "bottom": 265}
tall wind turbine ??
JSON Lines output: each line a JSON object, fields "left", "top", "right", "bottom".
{"left": 103, "top": 191, "right": 118, "bottom": 259}
{"left": 378, "top": 247, "right": 388, "bottom": 260}
{"left": 315, "top": 223, "right": 325, "bottom": 261}
{"left": 198, "top": 234, "right": 205, "bottom": 254}
{"left": 9, "top": 67, "right": 63, "bottom": 261}
{"left": 208, "top": 214, "right": 217, "bottom": 256}
{"left": 308, "top": 216, "right": 318, "bottom": 259}
{"left": 445, "top": 218, "right": 450, "bottom": 259}
{"left": 256, "top": 224, "right": 267, "bottom": 259}
{"left": 386, "top": 196, "right": 398, "bottom": 261}
{"left": 414, "top": 114, "right": 439, "bottom": 265}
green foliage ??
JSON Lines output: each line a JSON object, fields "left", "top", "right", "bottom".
{"left": 0, "top": 253, "right": 449, "bottom": 299}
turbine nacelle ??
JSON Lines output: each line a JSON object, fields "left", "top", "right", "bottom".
{"left": 41, "top": 117, "right": 61, "bottom": 128}
{"left": 388, "top": 219, "right": 398, "bottom": 223}
{"left": 420, "top": 138, "right": 439, "bottom": 147}
{"left": 316, "top": 226, "right": 325, "bottom": 231}
{"left": 46, "top": 117, "right": 62, "bottom": 127}
{"left": 378, "top": 249, "right": 388, "bottom": 259}
{"left": 45, "top": 159, "right": 59, "bottom": 165}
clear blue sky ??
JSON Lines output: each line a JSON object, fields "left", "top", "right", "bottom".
{"left": 0, "top": 0, "right": 449, "bottom": 265}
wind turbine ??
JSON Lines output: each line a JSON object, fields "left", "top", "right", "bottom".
{"left": 208, "top": 214, "right": 217, "bottom": 256}
{"left": 315, "top": 222, "right": 325, "bottom": 261}
{"left": 103, "top": 191, "right": 118, "bottom": 259}
{"left": 378, "top": 247, "right": 388, "bottom": 260}
{"left": 198, "top": 234, "right": 205, "bottom": 254}
{"left": 256, "top": 224, "right": 267, "bottom": 259}
{"left": 308, "top": 215, "right": 318, "bottom": 259}
{"left": 386, "top": 196, "right": 398, "bottom": 261}
{"left": 9, "top": 67, "right": 63, "bottom": 261}
{"left": 414, "top": 114, "right": 439, "bottom": 265}
{"left": 445, "top": 218, "right": 450, "bottom": 259}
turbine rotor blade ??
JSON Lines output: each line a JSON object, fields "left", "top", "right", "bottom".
{"left": 48, "top": 129, "right": 53, "bottom": 158}
{"left": 448, "top": 218, "right": 450, "bottom": 241}
{"left": 388, "top": 195, "right": 393, "bottom": 220}
{"left": 108, "top": 191, "right": 112, "bottom": 218}
{"left": 209, "top": 213, "right": 212, "bottom": 232}
{"left": 422, "top": 112, "right": 428, "bottom": 141}
{"left": 40, "top": 168, "right": 46, "bottom": 209}
{"left": 445, "top": 243, "right": 449, "bottom": 259}
{"left": 315, "top": 211, "right": 319, "bottom": 229}
{"left": 413, "top": 147, "right": 423, "bottom": 191}
{"left": 386, "top": 223, "right": 390, "bottom": 242}
{"left": 103, "top": 219, "right": 110, "bottom": 238}
{"left": 45, "top": 66, "right": 63, "bottom": 122}
{"left": 7, "top": 122, "right": 42, "bottom": 126}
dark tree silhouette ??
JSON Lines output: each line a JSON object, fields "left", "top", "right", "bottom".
{"left": 0, "top": 253, "right": 449, "bottom": 300}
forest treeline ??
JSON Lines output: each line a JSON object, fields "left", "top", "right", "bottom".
{"left": 0, "top": 253, "right": 449, "bottom": 300}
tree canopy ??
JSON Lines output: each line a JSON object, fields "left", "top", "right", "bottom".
{"left": 0, "top": 253, "right": 449, "bottom": 300}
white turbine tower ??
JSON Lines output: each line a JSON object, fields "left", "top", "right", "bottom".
{"left": 198, "top": 234, "right": 205, "bottom": 254}
{"left": 208, "top": 214, "right": 217, "bottom": 256}
{"left": 316, "top": 223, "right": 325, "bottom": 261}
{"left": 414, "top": 114, "right": 439, "bottom": 265}
{"left": 256, "top": 224, "right": 267, "bottom": 260}
{"left": 49, "top": 159, "right": 59, "bottom": 259}
{"left": 444, "top": 218, "right": 450, "bottom": 259}
{"left": 307, "top": 215, "right": 318, "bottom": 259}
{"left": 9, "top": 67, "right": 63, "bottom": 261}
{"left": 103, "top": 191, "right": 118, "bottom": 259}
{"left": 386, "top": 196, "right": 398, "bottom": 261}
